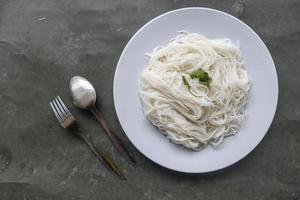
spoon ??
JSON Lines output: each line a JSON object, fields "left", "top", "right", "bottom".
{"left": 69, "top": 76, "right": 136, "bottom": 165}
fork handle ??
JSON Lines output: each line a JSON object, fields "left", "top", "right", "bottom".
{"left": 78, "top": 132, "right": 126, "bottom": 180}
{"left": 90, "top": 106, "right": 136, "bottom": 165}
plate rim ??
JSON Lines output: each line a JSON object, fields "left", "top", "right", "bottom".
{"left": 113, "top": 7, "right": 278, "bottom": 173}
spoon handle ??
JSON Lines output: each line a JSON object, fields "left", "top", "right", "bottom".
{"left": 90, "top": 106, "right": 136, "bottom": 165}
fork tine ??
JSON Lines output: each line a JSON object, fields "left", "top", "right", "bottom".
{"left": 50, "top": 102, "right": 62, "bottom": 121}
{"left": 57, "top": 96, "right": 71, "bottom": 116}
{"left": 55, "top": 97, "right": 67, "bottom": 117}
{"left": 52, "top": 99, "right": 64, "bottom": 121}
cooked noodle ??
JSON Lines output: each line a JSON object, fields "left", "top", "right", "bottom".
{"left": 139, "top": 32, "right": 251, "bottom": 151}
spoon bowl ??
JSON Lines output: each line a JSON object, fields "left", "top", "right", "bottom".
{"left": 70, "top": 76, "right": 96, "bottom": 109}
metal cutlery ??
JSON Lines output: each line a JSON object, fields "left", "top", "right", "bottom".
{"left": 69, "top": 76, "right": 136, "bottom": 165}
{"left": 50, "top": 96, "right": 126, "bottom": 180}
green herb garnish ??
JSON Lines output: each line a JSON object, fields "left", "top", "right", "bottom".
{"left": 190, "top": 68, "right": 212, "bottom": 88}
{"left": 182, "top": 75, "right": 190, "bottom": 87}
{"left": 182, "top": 75, "right": 201, "bottom": 97}
{"left": 182, "top": 68, "right": 212, "bottom": 97}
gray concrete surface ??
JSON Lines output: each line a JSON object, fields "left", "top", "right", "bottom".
{"left": 0, "top": 0, "right": 299, "bottom": 199}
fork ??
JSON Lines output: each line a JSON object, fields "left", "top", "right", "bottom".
{"left": 50, "top": 96, "right": 126, "bottom": 180}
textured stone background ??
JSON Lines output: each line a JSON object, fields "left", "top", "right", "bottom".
{"left": 0, "top": 0, "right": 299, "bottom": 199}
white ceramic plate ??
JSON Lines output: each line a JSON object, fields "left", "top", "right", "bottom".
{"left": 113, "top": 7, "right": 278, "bottom": 173}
